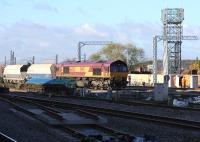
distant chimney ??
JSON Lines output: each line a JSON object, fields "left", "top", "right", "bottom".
{"left": 10, "top": 50, "right": 16, "bottom": 65}
{"left": 4, "top": 56, "right": 6, "bottom": 66}
{"left": 32, "top": 56, "right": 35, "bottom": 64}
{"left": 55, "top": 54, "right": 58, "bottom": 64}
{"left": 12, "top": 51, "right": 14, "bottom": 64}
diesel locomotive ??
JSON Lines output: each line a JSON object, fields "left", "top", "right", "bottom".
{"left": 56, "top": 60, "right": 128, "bottom": 89}
{"left": 2, "top": 60, "right": 128, "bottom": 90}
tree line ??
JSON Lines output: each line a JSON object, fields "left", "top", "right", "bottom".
{"left": 89, "top": 43, "right": 145, "bottom": 70}
{"left": 62, "top": 43, "right": 145, "bottom": 71}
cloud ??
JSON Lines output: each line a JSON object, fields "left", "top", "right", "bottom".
{"left": 183, "top": 23, "right": 200, "bottom": 36}
{"left": 33, "top": 2, "right": 58, "bottom": 13}
{"left": 73, "top": 23, "right": 108, "bottom": 38}
{"left": 0, "top": 21, "right": 199, "bottom": 64}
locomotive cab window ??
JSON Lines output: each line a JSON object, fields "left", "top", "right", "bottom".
{"left": 110, "top": 61, "right": 128, "bottom": 72}
{"left": 93, "top": 68, "right": 101, "bottom": 75}
{"left": 119, "top": 66, "right": 128, "bottom": 72}
{"left": 63, "top": 67, "right": 69, "bottom": 74}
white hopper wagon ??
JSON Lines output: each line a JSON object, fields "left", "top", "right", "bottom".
{"left": 3, "top": 64, "right": 30, "bottom": 84}
{"left": 26, "top": 64, "right": 55, "bottom": 79}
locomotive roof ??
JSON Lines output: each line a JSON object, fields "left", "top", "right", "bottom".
{"left": 57, "top": 60, "right": 126, "bottom": 66}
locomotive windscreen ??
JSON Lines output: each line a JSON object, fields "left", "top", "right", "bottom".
{"left": 110, "top": 60, "right": 128, "bottom": 72}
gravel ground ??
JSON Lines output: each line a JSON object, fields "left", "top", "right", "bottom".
{"left": 7, "top": 93, "right": 200, "bottom": 142}
{"left": 103, "top": 115, "right": 200, "bottom": 142}
{"left": 0, "top": 99, "right": 79, "bottom": 142}
{"left": 10, "top": 92, "right": 200, "bottom": 121}
{"left": 47, "top": 96, "right": 200, "bottom": 122}
{"left": 50, "top": 97, "right": 200, "bottom": 142}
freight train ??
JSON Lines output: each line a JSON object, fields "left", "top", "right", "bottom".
{"left": 2, "top": 60, "right": 128, "bottom": 90}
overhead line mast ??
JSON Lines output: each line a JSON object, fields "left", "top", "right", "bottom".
{"left": 78, "top": 41, "right": 113, "bottom": 62}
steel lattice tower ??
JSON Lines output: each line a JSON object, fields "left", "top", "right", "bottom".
{"left": 162, "top": 8, "right": 184, "bottom": 75}
{"left": 153, "top": 8, "right": 197, "bottom": 84}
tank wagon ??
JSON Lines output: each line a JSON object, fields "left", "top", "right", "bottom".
{"left": 56, "top": 60, "right": 128, "bottom": 89}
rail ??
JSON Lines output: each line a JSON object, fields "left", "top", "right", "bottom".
{"left": 0, "top": 132, "right": 17, "bottom": 142}
{"left": 48, "top": 94, "right": 200, "bottom": 112}
{"left": 14, "top": 96, "right": 200, "bottom": 131}
{"left": 0, "top": 95, "right": 134, "bottom": 141}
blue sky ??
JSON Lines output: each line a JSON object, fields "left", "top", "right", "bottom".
{"left": 0, "top": 0, "right": 200, "bottom": 63}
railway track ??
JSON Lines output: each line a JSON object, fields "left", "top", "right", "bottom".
{"left": 5, "top": 95, "right": 200, "bottom": 131}
{"left": 8, "top": 90, "right": 200, "bottom": 112}
{"left": 119, "top": 86, "right": 200, "bottom": 97}
{"left": 42, "top": 93, "right": 200, "bottom": 112}
{"left": 0, "top": 132, "right": 17, "bottom": 142}
{"left": 0, "top": 95, "right": 135, "bottom": 142}
{"left": 124, "top": 86, "right": 200, "bottom": 91}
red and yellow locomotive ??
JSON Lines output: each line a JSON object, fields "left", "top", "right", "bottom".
{"left": 56, "top": 60, "right": 128, "bottom": 89}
